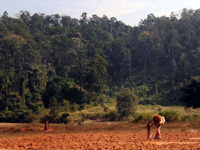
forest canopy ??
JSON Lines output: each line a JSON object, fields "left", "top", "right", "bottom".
{"left": 1, "top": 8, "right": 200, "bottom": 122}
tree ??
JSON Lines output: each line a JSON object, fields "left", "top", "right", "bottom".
{"left": 108, "top": 40, "right": 130, "bottom": 86}
{"left": 116, "top": 90, "right": 138, "bottom": 117}
{"left": 181, "top": 76, "right": 200, "bottom": 108}
{"left": 80, "top": 12, "right": 88, "bottom": 24}
{"left": 1, "top": 34, "right": 27, "bottom": 101}
{"left": 43, "top": 76, "right": 69, "bottom": 107}
{"left": 29, "top": 13, "right": 45, "bottom": 33}
{"left": 0, "top": 22, "right": 9, "bottom": 38}
{"left": 61, "top": 16, "right": 75, "bottom": 28}
{"left": 19, "top": 11, "right": 31, "bottom": 23}
{"left": 85, "top": 54, "right": 108, "bottom": 93}
{"left": 2, "top": 34, "right": 27, "bottom": 77}
{"left": 2, "top": 11, "right": 8, "bottom": 20}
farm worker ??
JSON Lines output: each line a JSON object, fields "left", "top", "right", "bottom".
{"left": 147, "top": 114, "right": 165, "bottom": 140}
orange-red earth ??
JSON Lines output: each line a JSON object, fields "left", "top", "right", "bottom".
{"left": 0, "top": 132, "right": 200, "bottom": 149}
{"left": 0, "top": 123, "right": 200, "bottom": 149}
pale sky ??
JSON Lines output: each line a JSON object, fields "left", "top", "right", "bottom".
{"left": 0, "top": 0, "right": 200, "bottom": 26}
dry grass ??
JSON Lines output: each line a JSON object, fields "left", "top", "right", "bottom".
{"left": 61, "top": 103, "right": 200, "bottom": 124}
{"left": 136, "top": 105, "right": 200, "bottom": 116}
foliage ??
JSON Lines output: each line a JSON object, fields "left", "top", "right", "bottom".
{"left": 159, "top": 110, "right": 181, "bottom": 122}
{"left": 181, "top": 115, "right": 200, "bottom": 122}
{"left": 181, "top": 76, "right": 200, "bottom": 108}
{"left": 43, "top": 76, "right": 69, "bottom": 107}
{"left": 59, "top": 113, "right": 70, "bottom": 124}
{"left": 64, "top": 87, "right": 87, "bottom": 104}
{"left": 116, "top": 90, "right": 138, "bottom": 117}
{"left": 1, "top": 8, "right": 200, "bottom": 122}
{"left": 84, "top": 54, "right": 108, "bottom": 93}
{"left": 105, "top": 110, "right": 120, "bottom": 121}
{"left": 62, "top": 100, "right": 71, "bottom": 112}
{"left": 133, "top": 113, "right": 153, "bottom": 123}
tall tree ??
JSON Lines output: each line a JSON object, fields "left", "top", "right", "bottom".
{"left": 85, "top": 54, "right": 108, "bottom": 93}
{"left": 181, "top": 76, "right": 200, "bottom": 108}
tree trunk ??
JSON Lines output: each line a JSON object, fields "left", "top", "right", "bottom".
{"left": 44, "top": 120, "right": 49, "bottom": 130}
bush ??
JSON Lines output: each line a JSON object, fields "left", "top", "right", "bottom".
{"left": 159, "top": 110, "right": 181, "bottom": 122}
{"left": 182, "top": 115, "right": 200, "bottom": 122}
{"left": 82, "top": 112, "right": 106, "bottom": 121}
{"left": 106, "top": 110, "right": 120, "bottom": 121}
{"left": 77, "top": 113, "right": 86, "bottom": 125}
{"left": 71, "top": 103, "right": 80, "bottom": 112}
{"left": 116, "top": 90, "right": 138, "bottom": 117}
{"left": 134, "top": 113, "right": 152, "bottom": 123}
{"left": 192, "top": 115, "right": 200, "bottom": 121}
{"left": 67, "top": 113, "right": 87, "bottom": 124}
{"left": 62, "top": 100, "right": 71, "bottom": 112}
{"left": 0, "top": 102, "right": 34, "bottom": 123}
{"left": 59, "top": 113, "right": 70, "bottom": 124}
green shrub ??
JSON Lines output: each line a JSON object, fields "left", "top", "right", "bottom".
{"left": 192, "top": 115, "right": 200, "bottom": 121}
{"left": 86, "top": 112, "right": 105, "bottom": 120}
{"left": 106, "top": 110, "right": 120, "bottom": 121}
{"left": 182, "top": 115, "right": 191, "bottom": 122}
{"left": 182, "top": 115, "right": 200, "bottom": 122}
{"left": 116, "top": 90, "right": 138, "bottom": 117}
{"left": 62, "top": 100, "right": 71, "bottom": 112}
{"left": 77, "top": 113, "right": 86, "bottom": 125}
{"left": 59, "top": 113, "right": 70, "bottom": 124}
{"left": 134, "top": 113, "right": 152, "bottom": 123}
{"left": 159, "top": 110, "right": 181, "bottom": 122}
{"left": 68, "top": 113, "right": 87, "bottom": 124}
{"left": 79, "top": 104, "right": 85, "bottom": 110}
{"left": 71, "top": 103, "right": 80, "bottom": 112}
{"left": 103, "top": 106, "right": 109, "bottom": 112}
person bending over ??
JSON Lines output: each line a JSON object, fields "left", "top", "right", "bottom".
{"left": 147, "top": 114, "right": 165, "bottom": 140}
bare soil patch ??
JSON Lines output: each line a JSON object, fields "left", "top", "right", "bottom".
{"left": 0, "top": 122, "right": 200, "bottom": 149}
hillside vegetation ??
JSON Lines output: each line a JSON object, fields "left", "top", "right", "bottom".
{"left": 0, "top": 8, "right": 200, "bottom": 123}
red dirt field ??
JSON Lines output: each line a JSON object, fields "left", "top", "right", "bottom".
{"left": 0, "top": 122, "right": 200, "bottom": 149}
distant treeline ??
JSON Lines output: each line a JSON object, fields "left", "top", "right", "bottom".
{"left": 0, "top": 8, "right": 200, "bottom": 122}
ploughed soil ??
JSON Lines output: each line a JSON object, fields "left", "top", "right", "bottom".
{"left": 0, "top": 122, "right": 200, "bottom": 149}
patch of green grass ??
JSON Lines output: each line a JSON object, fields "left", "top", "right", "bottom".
{"left": 67, "top": 97, "right": 117, "bottom": 122}
{"left": 136, "top": 105, "right": 200, "bottom": 117}
{"left": 65, "top": 102, "right": 200, "bottom": 123}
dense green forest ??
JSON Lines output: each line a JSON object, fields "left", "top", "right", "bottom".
{"left": 1, "top": 8, "right": 200, "bottom": 122}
